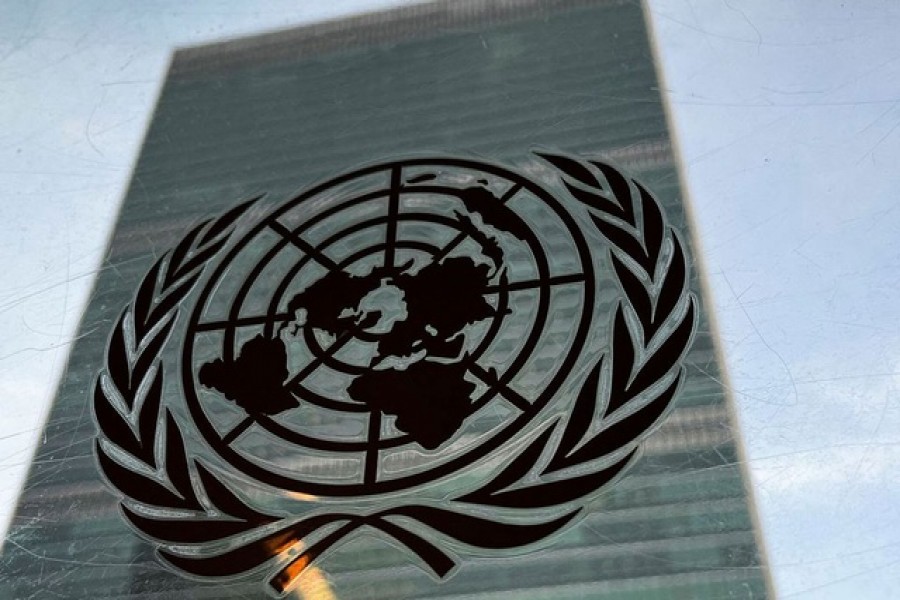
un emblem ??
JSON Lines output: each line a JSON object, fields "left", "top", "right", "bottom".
{"left": 93, "top": 152, "right": 696, "bottom": 595}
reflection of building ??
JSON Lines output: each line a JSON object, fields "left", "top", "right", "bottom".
{"left": 1, "top": 1, "right": 773, "bottom": 598}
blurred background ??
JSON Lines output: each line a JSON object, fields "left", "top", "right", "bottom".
{"left": 1, "top": 1, "right": 899, "bottom": 597}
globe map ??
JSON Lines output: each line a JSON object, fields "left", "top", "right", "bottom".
{"left": 200, "top": 252, "right": 502, "bottom": 449}
{"left": 199, "top": 183, "right": 525, "bottom": 450}
{"left": 182, "top": 159, "right": 595, "bottom": 495}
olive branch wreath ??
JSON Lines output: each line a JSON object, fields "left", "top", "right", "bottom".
{"left": 93, "top": 154, "right": 696, "bottom": 596}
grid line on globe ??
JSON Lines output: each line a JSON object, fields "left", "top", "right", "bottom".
{"left": 182, "top": 158, "right": 596, "bottom": 495}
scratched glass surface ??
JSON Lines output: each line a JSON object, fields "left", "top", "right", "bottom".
{"left": 1, "top": 1, "right": 899, "bottom": 599}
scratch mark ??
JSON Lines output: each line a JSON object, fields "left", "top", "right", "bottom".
{"left": 85, "top": 89, "right": 107, "bottom": 157}
{"left": 722, "top": 273, "right": 800, "bottom": 408}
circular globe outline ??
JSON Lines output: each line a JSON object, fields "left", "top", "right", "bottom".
{"left": 203, "top": 202, "right": 528, "bottom": 449}
{"left": 181, "top": 157, "right": 596, "bottom": 497}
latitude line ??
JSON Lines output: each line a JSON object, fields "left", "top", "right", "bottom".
{"left": 195, "top": 313, "right": 291, "bottom": 332}
{"left": 383, "top": 166, "right": 402, "bottom": 270}
{"left": 364, "top": 410, "right": 382, "bottom": 485}
{"left": 484, "top": 272, "right": 585, "bottom": 294}
{"left": 467, "top": 363, "right": 531, "bottom": 412}
{"left": 268, "top": 220, "right": 340, "bottom": 271}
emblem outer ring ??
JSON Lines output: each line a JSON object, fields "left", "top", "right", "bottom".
{"left": 180, "top": 157, "right": 597, "bottom": 496}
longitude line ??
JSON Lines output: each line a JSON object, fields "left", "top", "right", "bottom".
{"left": 286, "top": 332, "right": 354, "bottom": 388}
{"left": 431, "top": 183, "right": 524, "bottom": 264}
{"left": 364, "top": 411, "right": 382, "bottom": 485}
{"left": 468, "top": 363, "right": 531, "bottom": 412}
{"left": 195, "top": 312, "right": 291, "bottom": 332}
{"left": 383, "top": 166, "right": 402, "bottom": 270}
{"left": 484, "top": 272, "right": 586, "bottom": 294}
{"left": 268, "top": 220, "right": 339, "bottom": 271}
{"left": 223, "top": 416, "right": 254, "bottom": 445}
{"left": 431, "top": 231, "right": 467, "bottom": 264}
{"left": 500, "top": 182, "right": 523, "bottom": 204}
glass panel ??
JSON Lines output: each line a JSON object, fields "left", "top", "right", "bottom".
{"left": 7, "top": 1, "right": 894, "bottom": 599}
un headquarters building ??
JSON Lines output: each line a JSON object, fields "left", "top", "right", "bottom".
{"left": 2, "top": 1, "right": 772, "bottom": 598}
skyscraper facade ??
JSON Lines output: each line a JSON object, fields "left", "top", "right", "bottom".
{"left": 1, "top": 1, "right": 772, "bottom": 598}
